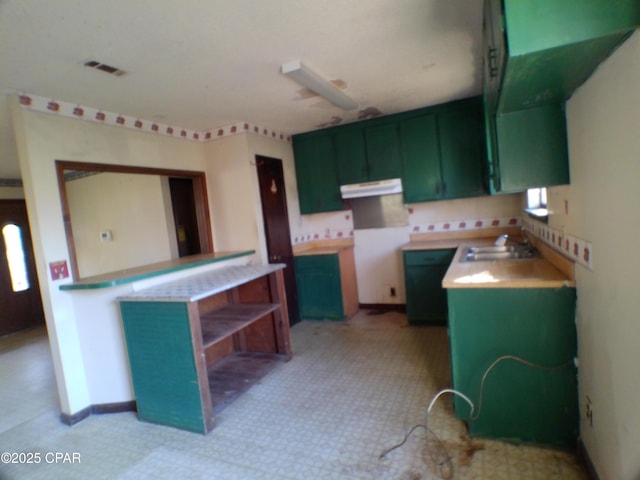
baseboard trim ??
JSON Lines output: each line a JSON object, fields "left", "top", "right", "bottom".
{"left": 577, "top": 437, "right": 599, "bottom": 480}
{"left": 60, "top": 401, "right": 137, "bottom": 426}
{"left": 359, "top": 303, "right": 406, "bottom": 313}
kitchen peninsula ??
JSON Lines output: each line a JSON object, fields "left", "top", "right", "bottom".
{"left": 57, "top": 250, "right": 294, "bottom": 429}
{"left": 117, "top": 262, "right": 292, "bottom": 433}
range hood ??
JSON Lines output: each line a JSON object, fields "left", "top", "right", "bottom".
{"left": 340, "top": 178, "right": 403, "bottom": 199}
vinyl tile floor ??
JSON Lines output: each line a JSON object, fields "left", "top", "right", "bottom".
{"left": 0, "top": 312, "right": 590, "bottom": 479}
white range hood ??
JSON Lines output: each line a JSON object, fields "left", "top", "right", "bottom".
{"left": 340, "top": 178, "right": 403, "bottom": 199}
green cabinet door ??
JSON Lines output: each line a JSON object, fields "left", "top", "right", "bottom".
{"left": 364, "top": 123, "right": 401, "bottom": 181}
{"left": 447, "top": 287, "right": 578, "bottom": 447}
{"left": 399, "top": 114, "right": 441, "bottom": 203}
{"left": 403, "top": 249, "right": 455, "bottom": 325}
{"left": 293, "top": 133, "right": 343, "bottom": 214}
{"left": 120, "top": 301, "right": 209, "bottom": 433}
{"left": 495, "top": 104, "right": 569, "bottom": 192}
{"left": 294, "top": 255, "right": 344, "bottom": 320}
{"left": 438, "top": 103, "right": 486, "bottom": 199}
{"left": 399, "top": 98, "right": 486, "bottom": 203}
{"left": 334, "top": 127, "right": 367, "bottom": 185}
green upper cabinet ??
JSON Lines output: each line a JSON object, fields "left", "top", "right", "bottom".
{"left": 494, "top": 0, "right": 640, "bottom": 114}
{"left": 438, "top": 103, "right": 486, "bottom": 199}
{"left": 399, "top": 97, "right": 485, "bottom": 203}
{"left": 334, "top": 127, "right": 367, "bottom": 185}
{"left": 482, "top": 0, "right": 639, "bottom": 193}
{"left": 364, "top": 123, "right": 401, "bottom": 181}
{"left": 292, "top": 133, "right": 343, "bottom": 215}
{"left": 334, "top": 121, "right": 401, "bottom": 185}
{"left": 398, "top": 114, "right": 440, "bottom": 203}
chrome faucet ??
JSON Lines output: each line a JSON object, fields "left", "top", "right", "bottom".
{"left": 494, "top": 233, "right": 529, "bottom": 247}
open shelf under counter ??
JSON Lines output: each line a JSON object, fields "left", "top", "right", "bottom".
{"left": 200, "top": 303, "right": 280, "bottom": 349}
{"left": 118, "top": 263, "right": 292, "bottom": 434}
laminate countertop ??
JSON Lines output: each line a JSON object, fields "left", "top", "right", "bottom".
{"left": 293, "top": 240, "right": 354, "bottom": 257}
{"left": 117, "top": 263, "right": 285, "bottom": 302}
{"left": 441, "top": 238, "right": 575, "bottom": 289}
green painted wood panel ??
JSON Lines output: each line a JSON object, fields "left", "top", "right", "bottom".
{"left": 398, "top": 114, "right": 441, "bottom": 203}
{"left": 438, "top": 102, "right": 486, "bottom": 199}
{"left": 294, "top": 255, "right": 344, "bottom": 320}
{"left": 504, "top": 0, "right": 640, "bottom": 57}
{"left": 495, "top": 104, "right": 569, "bottom": 193}
{"left": 293, "top": 133, "right": 343, "bottom": 214}
{"left": 364, "top": 123, "right": 401, "bottom": 181}
{"left": 403, "top": 249, "right": 455, "bottom": 325}
{"left": 334, "top": 127, "right": 368, "bottom": 185}
{"left": 499, "top": 33, "right": 633, "bottom": 113}
{"left": 120, "top": 301, "right": 207, "bottom": 433}
{"left": 447, "top": 287, "right": 578, "bottom": 447}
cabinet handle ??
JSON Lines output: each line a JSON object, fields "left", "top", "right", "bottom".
{"left": 488, "top": 47, "right": 498, "bottom": 78}
{"left": 442, "top": 182, "right": 447, "bottom": 195}
{"left": 435, "top": 183, "right": 440, "bottom": 195}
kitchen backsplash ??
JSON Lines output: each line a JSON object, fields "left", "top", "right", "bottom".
{"left": 522, "top": 216, "right": 593, "bottom": 270}
{"left": 293, "top": 210, "right": 594, "bottom": 271}
{"left": 292, "top": 212, "right": 522, "bottom": 245}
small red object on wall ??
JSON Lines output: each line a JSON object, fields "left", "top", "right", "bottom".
{"left": 49, "top": 260, "right": 69, "bottom": 280}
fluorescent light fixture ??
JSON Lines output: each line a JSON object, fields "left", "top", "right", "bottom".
{"left": 281, "top": 60, "right": 358, "bottom": 110}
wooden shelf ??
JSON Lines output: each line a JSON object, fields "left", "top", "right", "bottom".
{"left": 200, "top": 303, "right": 280, "bottom": 348}
{"left": 207, "top": 352, "right": 285, "bottom": 414}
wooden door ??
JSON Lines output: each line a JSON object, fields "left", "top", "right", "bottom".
{"left": 255, "top": 156, "right": 300, "bottom": 326}
{"left": 0, "top": 200, "right": 45, "bottom": 335}
{"left": 169, "top": 178, "right": 201, "bottom": 257}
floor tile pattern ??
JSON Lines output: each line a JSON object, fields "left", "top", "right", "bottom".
{"left": 0, "top": 313, "right": 589, "bottom": 479}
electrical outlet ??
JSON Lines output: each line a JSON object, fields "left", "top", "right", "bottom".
{"left": 586, "top": 395, "right": 593, "bottom": 427}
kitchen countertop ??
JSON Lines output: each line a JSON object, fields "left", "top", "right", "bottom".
{"left": 117, "top": 263, "right": 285, "bottom": 302}
{"left": 442, "top": 238, "right": 575, "bottom": 289}
{"left": 293, "top": 239, "right": 354, "bottom": 256}
{"left": 60, "top": 250, "right": 255, "bottom": 290}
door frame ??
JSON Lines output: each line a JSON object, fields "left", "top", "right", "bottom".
{"left": 255, "top": 155, "right": 300, "bottom": 325}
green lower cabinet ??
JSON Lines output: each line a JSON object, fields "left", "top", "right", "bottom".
{"left": 403, "top": 249, "right": 455, "bottom": 325}
{"left": 120, "top": 301, "right": 208, "bottom": 433}
{"left": 447, "top": 287, "right": 578, "bottom": 447}
{"left": 294, "top": 254, "right": 344, "bottom": 320}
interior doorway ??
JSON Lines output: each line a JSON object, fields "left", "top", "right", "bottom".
{"left": 169, "top": 177, "right": 201, "bottom": 257}
{"left": 0, "top": 200, "right": 45, "bottom": 335}
{"left": 255, "top": 156, "right": 300, "bottom": 326}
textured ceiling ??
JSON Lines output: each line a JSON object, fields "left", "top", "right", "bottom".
{"left": 0, "top": 0, "right": 483, "bottom": 179}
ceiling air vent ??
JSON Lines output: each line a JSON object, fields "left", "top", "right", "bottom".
{"left": 83, "top": 60, "right": 126, "bottom": 77}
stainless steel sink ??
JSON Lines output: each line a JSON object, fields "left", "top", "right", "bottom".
{"left": 459, "top": 244, "right": 540, "bottom": 262}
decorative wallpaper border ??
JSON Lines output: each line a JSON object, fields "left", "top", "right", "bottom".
{"left": 522, "top": 216, "right": 593, "bottom": 270}
{"left": 293, "top": 229, "right": 354, "bottom": 245}
{"left": 17, "top": 92, "right": 291, "bottom": 144}
{"left": 291, "top": 215, "right": 522, "bottom": 246}
{"left": 408, "top": 214, "right": 521, "bottom": 234}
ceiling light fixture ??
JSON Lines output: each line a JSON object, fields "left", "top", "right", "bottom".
{"left": 281, "top": 60, "right": 358, "bottom": 111}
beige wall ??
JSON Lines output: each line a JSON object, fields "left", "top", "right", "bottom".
{"left": 0, "top": 186, "right": 24, "bottom": 199}
{"left": 11, "top": 104, "right": 210, "bottom": 414}
{"left": 550, "top": 31, "right": 640, "bottom": 480}
{"left": 66, "top": 172, "right": 175, "bottom": 277}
